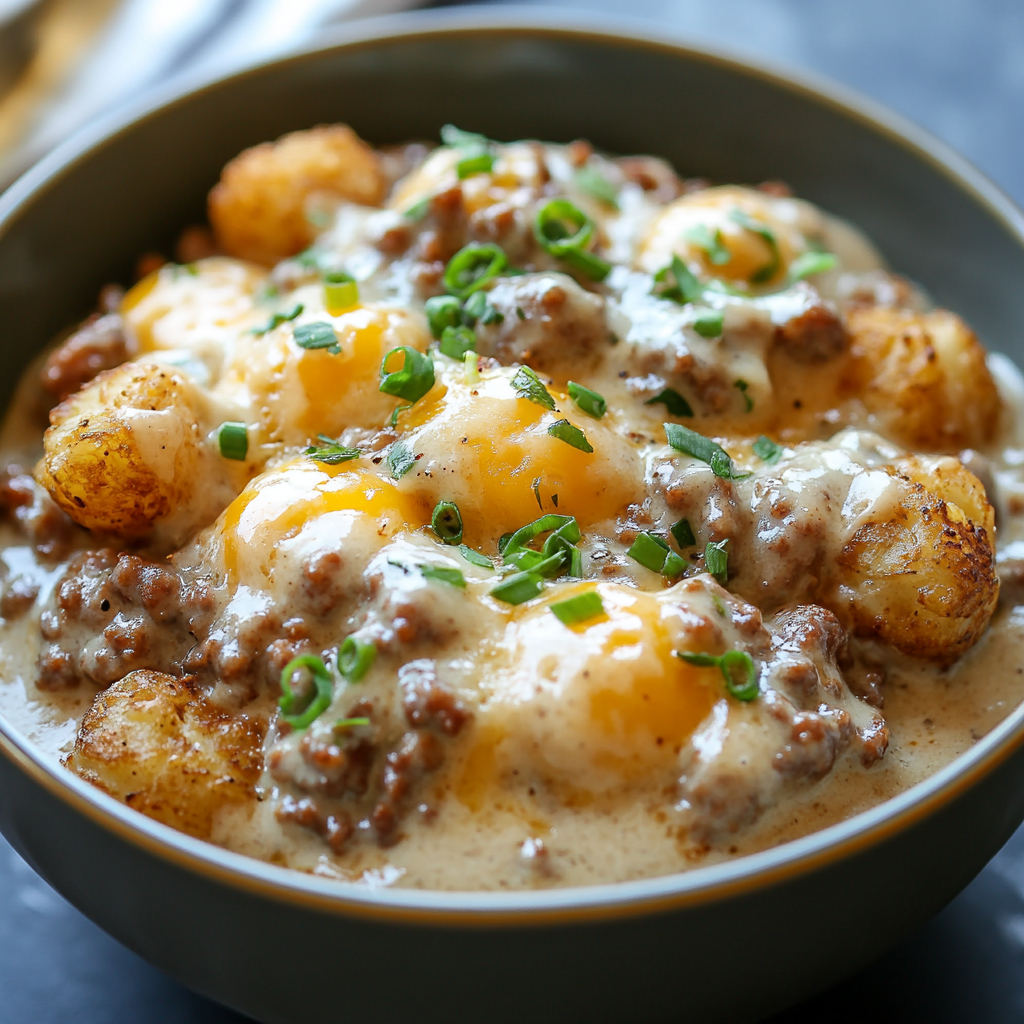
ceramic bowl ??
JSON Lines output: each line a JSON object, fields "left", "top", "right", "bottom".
{"left": 2, "top": 10, "right": 1024, "bottom": 1023}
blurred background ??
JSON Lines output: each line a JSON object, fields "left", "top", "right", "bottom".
{"left": 2, "top": 0, "right": 1024, "bottom": 1021}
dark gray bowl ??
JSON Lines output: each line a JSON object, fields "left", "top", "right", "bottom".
{"left": 2, "top": 9, "right": 1024, "bottom": 1024}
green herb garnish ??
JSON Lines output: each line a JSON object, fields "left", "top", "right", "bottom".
{"left": 652, "top": 254, "right": 703, "bottom": 305}
{"left": 387, "top": 440, "right": 416, "bottom": 479}
{"left": 533, "top": 198, "right": 611, "bottom": 281}
{"left": 567, "top": 380, "right": 606, "bottom": 419}
{"left": 217, "top": 422, "right": 248, "bottom": 461}
{"left": 420, "top": 565, "right": 467, "bottom": 588}
{"left": 511, "top": 365, "right": 556, "bottom": 410}
{"left": 547, "top": 419, "right": 594, "bottom": 453}
{"left": 490, "top": 570, "right": 545, "bottom": 605}
{"left": 686, "top": 224, "right": 731, "bottom": 265}
{"left": 324, "top": 271, "right": 358, "bottom": 310}
{"left": 425, "top": 294, "right": 462, "bottom": 338}
{"left": 294, "top": 321, "right": 340, "bottom": 354}
{"left": 693, "top": 310, "right": 724, "bottom": 338}
{"left": 432, "top": 501, "right": 464, "bottom": 545}
{"left": 550, "top": 590, "right": 605, "bottom": 625}
{"left": 752, "top": 435, "right": 783, "bottom": 465}
{"left": 279, "top": 655, "right": 333, "bottom": 729}
{"left": 734, "top": 379, "right": 753, "bottom": 412}
{"left": 645, "top": 388, "right": 693, "bottom": 418}
{"left": 574, "top": 165, "right": 619, "bottom": 209}
{"left": 252, "top": 303, "right": 303, "bottom": 336}
{"left": 459, "top": 545, "right": 493, "bottom": 568}
{"left": 443, "top": 243, "right": 507, "bottom": 299}
{"left": 440, "top": 325, "right": 477, "bottom": 360}
{"left": 729, "top": 209, "right": 780, "bottom": 283}
{"left": 627, "top": 532, "right": 687, "bottom": 578}
{"left": 704, "top": 539, "right": 729, "bottom": 583}
{"left": 338, "top": 636, "right": 376, "bottom": 683}
{"left": 665, "top": 423, "right": 749, "bottom": 480}
{"left": 304, "top": 434, "right": 360, "bottom": 465}
{"left": 379, "top": 346, "right": 435, "bottom": 404}
{"left": 677, "top": 648, "right": 758, "bottom": 701}
{"left": 670, "top": 518, "right": 696, "bottom": 548}
{"left": 787, "top": 251, "right": 839, "bottom": 283}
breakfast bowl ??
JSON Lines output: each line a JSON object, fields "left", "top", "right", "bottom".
{"left": 3, "top": 8, "right": 1024, "bottom": 1023}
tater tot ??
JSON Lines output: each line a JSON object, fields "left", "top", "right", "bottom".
{"left": 209, "top": 124, "right": 386, "bottom": 266}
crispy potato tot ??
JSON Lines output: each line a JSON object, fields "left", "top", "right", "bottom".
{"left": 37, "top": 362, "right": 213, "bottom": 537}
{"left": 831, "top": 455, "right": 998, "bottom": 664}
{"left": 65, "top": 671, "right": 264, "bottom": 839}
{"left": 209, "top": 124, "right": 386, "bottom": 266}
{"left": 843, "top": 306, "right": 1001, "bottom": 451}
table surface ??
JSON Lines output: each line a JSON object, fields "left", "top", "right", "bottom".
{"left": 4, "top": 0, "right": 1024, "bottom": 1020}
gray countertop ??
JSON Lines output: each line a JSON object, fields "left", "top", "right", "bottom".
{"left": 3, "top": 0, "right": 1024, "bottom": 1020}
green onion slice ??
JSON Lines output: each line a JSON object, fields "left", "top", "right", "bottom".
{"left": 459, "top": 544, "right": 493, "bottom": 568}
{"left": 652, "top": 255, "right": 703, "bottom": 305}
{"left": 533, "top": 198, "right": 611, "bottom": 281}
{"left": 567, "top": 380, "right": 607, "bottom": 419}
{"left": 324, "top": 271, "right": 358, "bottom": 310}
{"left": 462, "top": 290, "right": 503, "bottom": 326}
{"left": 334, "top": 716, "right": 371, "bottom": 730}
{"left": 574, "top": 166, "right": 620, "bottom": 209}
{"left": 425, "top": 294, "right": 462, "bottom": 338}
{"left": 550, "top": 590, "right": 605, "bottom": 625}
{"left": 439, "top": 325, "right": 477, "bottom": 360}
{"left": 402, "top": 196, "right": 430, "bottom": 222}
{"left": 693, "top": 310, "right": 724, "bottom": 338}
{"left": 787, "top": 251, "right": 839, "bottom": 284}
{"left": 379, "top": 346, "right": 435, "bottom": 403}
{"left": 457, "top": 152, "right": 496, "bottom": 179}
{"left": 441, "top": 124, "right": 491, "bottom": 150}
{"left": 387, "top": 440, "right": 416, "bottom": 479}
{"left": 686, "top": 224, "right": 731, "bottom": 265}
{"left": 734, "top": 379, "right": 753, "bottom": 412}
{"left": 547, "top": 419, "right": 593, "bottom": 453}
{"left": 338, "top": 636, "right": 376, "bottom": 683}
{"left": 432, "top": 501, "right": 464, "bottom": 545}
{"left": 704, "top": 539, "right": 729, "bottom": 583}
{"left": 420, "top": 565, "right": 467, "bottom": 588}
{"left": 217, "top": 421, "right": 248, "bottom": 461}
{"left": 279, "top": 655, "right": 334, "bottom": 728}
{"left": 752, "top": 435, "right": 783, "bottom": 465}
{"left": 670, "top": 518, "right": 696, "bottom": 548}
{"left": 304, "top": 433, "right": 360, "bottom": 465}
{"left": 677, "top": 648, "right": 759, "bottom": 701}
{"left": 490, "top": 569, "right": 545, "bottom": 605}
{"left": 645, "top": 388, "right": 693, "bottom": 418}
{"left": 503, "top": 513, "right": 579, "bottom": 555}
{"left": 627, "top": 531, "right": 688, "bottom": 578}
{"left": 443, "top": 243, "right": 508, "bottom": 299}
{"left": 665, "top": 423, "right": 750, "bottom": 480}
{"left": 729, "top": 209, "right": 781, "bottom": 283}
{"left": 294, "top": 321, "right": 340, "bottom": 354}
{"left": 511, "top": 365, "right": 556, "bottom": 409}
{"left": 252, "top": 303, "right": 303, "bottom": 336}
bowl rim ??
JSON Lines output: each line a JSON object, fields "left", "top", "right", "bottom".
{"left": 3, "top": 4, "right": 1024, "bottom": 927}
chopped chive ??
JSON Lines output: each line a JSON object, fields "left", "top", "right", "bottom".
{"left": 665, "top": 423, "right": 749, "bottom": 480}
{"left": 252, "top": 302, "right": 303, "bottom": 336}
{"left": 425, "top": 294, "right": 462, "bottom": 339}
{"left": 440, "top": 325, "right": 477, "bottom": 360}
{"left": 324, "top": 271, "right": 358, "bottom": 310}
{"left": 693, "top": 310, "right": 724, "bottom": 338}
{"left": 627, "top": 531, "right": 687, "bottom": 578}
{"left": 403, "top": 196, "right": 431, "bottom": 222}
{"left": 662, "top": 551, "right": 688, "bottom": 577}
{"left": 294, "top": 320, "right": 340, "bottom": 354}
{"left": 503, "top": 514, "right": 580, "bottom": 556}
{"left": 676, "top": 648, "right": 758, "bottom": 701}
{"left": 387, "top": 440, "right": 416, "bottom": 479}
{"left": 752, "top": 435, "right": 783, "bottom": 465}
{"left": 511, "top": 365, "right": 556, "bottom": 409}
{"left": 463, "top": 350, "right": 479, "bottom": 384}
{"left": 547, "top": 419, "right": 593, "bottom": 453}
{"left": 217, "top": 421, "right": 248, "bottom": 461}
{"left": 574, "top": 165, "right": 620, "bottom": 209}
{"left": 787, "top": 250, "right": 838, "bottom": 283}
{"left": 734, "top": 379, "right": 753, "bottom": 412}
{"left": 278, "top": 655, "right": 333, "bottom": 729}
{"left": 338, "top": 636, "right": 376, "bottom": 683}
{"left": 685, "top": 224, "right": 731, "bottom": 265}
{"left": 459, "top": 544, "right": 493, "bottom": 568}
{"left": 652, "top": 254, "right": 703, "bottom": 305}
{"left": 730, "top": 209, "right": 780, "bottom": 283}
{"left": 490, "top": 570, "right": 545, "bottom": 605}
{"left": 379, "top": 346, "right": 435, "bottom": 403}
{"left": 704, "top": 539, "right": 729, "bottom": 583}
{"left": 431, "top": 500, "right": 464, "bottom": 545}
{"left": 567, "top": 380, "right": 607, "bottom": 419}
{"left": 645, "top": 388, "right": 693, "bottom": 418}
{"left": 670, "top": 518, "right": 696, "bottom": 548}
{"left": 516, "top": 306, "right": 526, "bottom": 321}
{"left": 420, "top": 565, "right": 467, "bottom": 588}
{"left": 334, "top": 716, "right": 371, "bottom": 729}
{"left": 443, "top": 243, "right": 507, "bottom": 299}
{"left": 304, "top": 433, "right": 360, "bottom": 465}
{"left": 462, "top": 289, "right": 504, "bottom": 326}
{"left": 550, "top": 590, "right": 605, "bottom": 625}
{"left": 457, "top": 152, "right": 496, "bottom": 179}
{"left": 534, "top": 198, "right": 610, "bottom": 281}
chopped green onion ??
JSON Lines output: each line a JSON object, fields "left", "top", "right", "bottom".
{"left": 627, "top": 531, "right": 687, "bottom": 578}
{"left": 462, "top": 289, "right": 503, "bottom": 326}
{"left": 338, "top": 636, "right": 376, "bottom": 683}
{"left": 279, "top": 655, "right": 333, "bottom": 728}
{"left": 440, "top": 325, "right": 477, "bottom": 360}
{"left": 294, "top": 321, "right": 340, "bottom": 354}
{"left": 567, "top": 380, "right": 607, "bottom": 419}
{"left": 403, "top": 196, "right": 430, "bottom": 222}
{"left": 464, "top": 350, "right": 479, "bottom": 385}
{"left": 490, "top": 570, "right": 545, "bottom": 605}
{"left": 645, "top": 388, "right": 693, "bottom": 418}
{"left": 379, "top": 346, "right": 435, "bottom": 403}
{"left": 511, "top": 365, "right": 556, "bottom": 409}
{"left": 547, "top": 419, "right": 593, "bottom": 453}
{"left": 304, "top": 433, "right": 360, "bottom": 465}
{"left": 334, "top": 716, "right": 371, "bottom": 729}
{"left": 387, "top": 440, "right": 416, "bottom": 479}
{"left": 752, "top": 435, "right": 783, "bottom": 465}
{"left": 676, "top": 648, "right": 758, "bottom": 701}
{"left": 252, "top": 303, "right": 303, "bottom": 336}
{"left": 787, "top": 251, "right": 839, "bottom": 283}
{"left": 670, "top": 518, "right": 696, "bottom": 547}
{"left": 574, "top": 166, "right": 620, "bottom": 209}
{"left": 730, "top": 209, "right": 780, "bottom": 283}
{"left": 217, "top": 421, "right": 248, "bottom": 461}
{"left": 662, "top": 551, "right": 688, "bottom": 577}
{"left": 420, "top": 565, "right": 467, "bottom": 588}
{"left": 686, "top": 224, "right": 731, "bottom": 265}
{"left": 693, "top": 310, "right": 724, "bottom": 338}
{"left": 425, "top": 295, "right": 462, "bottom": 338}
{"left": 652, "top": 255, "right": 703, "bottom": 305}
{"left": 704, "top": 539, "right": 729, "bottom": 583}
{"left": 550, "top": 590, "right": 605, "bottom": 625}
{"left": 459, "top": 544, "right": 493, "bottom": 568}
{"left": 443, "top": 243, "right": 508, "bottom": 299}
{"left": 533, "top": 198, "right": 611, "bottom": 281}
{"left": 734, "top": 379, "right": 753, "bottom": 412}
{"left": 503, "top": 514, "right": 580, "bottom": 556}
{"left": 457, "top": 152, "right": 496, "bottom": 179}
{"left": 324, "top": 271, "right": 358, "bottom": 310}
{"left": 665, "top": 423, "right": 749, "bottom": 480}
{"left": 431, "top": 501, "right": 464, "bottom": 545}
{"left": 441, "top": 124, "right": 491, "bottom": 149}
